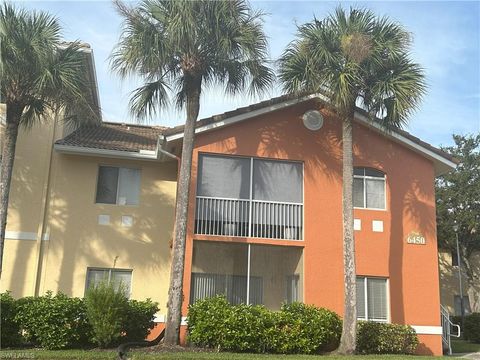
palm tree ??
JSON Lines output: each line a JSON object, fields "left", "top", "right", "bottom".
{"left": 0, "top": 4, "right": 98, "bottom": 278}
{"left": 111, "top": 0, "right": 273, "bottom": 345}
{"left": 279, "top": 7, "right": 426, "bottom": 354}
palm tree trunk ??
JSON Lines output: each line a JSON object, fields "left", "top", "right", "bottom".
{"left": 337, "top": 116, "right": 357, "bottom": 354}
{"left": 164, "top": 78, "right": 201, "bottom": 346}
{"left": 0, "top": 103, "right": 22, "bottom": 279}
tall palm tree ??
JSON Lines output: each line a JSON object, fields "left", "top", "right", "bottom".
{"left": 111, "top": 0, "right": 273, "bottom": 345}
{"left": 0, "top": 4, "right": 98, "bottom": 278}
{"left": 279, "top": 7, "right": 426, "bottom": 354}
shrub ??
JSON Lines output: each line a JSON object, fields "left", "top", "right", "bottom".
{"left": 0, "top": 292, "right": 23, "bottom": 347}
{"left": 123, "top": 299, "right": 159, "bottom": 342}
{"left": 187, "top": 297, "right": 342, "bottom": 354}
{"left": 187, "top": 296, "right": 233, "bottom": 348}
{"left": 268, "top": 302, "right": 341, "bottom": 354}
{"left": 14, "top": 292, "right": 91, "bottom": 350}
{"left": 463, "top": 313, "right": 480, "bottom": 343}
{"left": 85, "top": 281, "right": 129, "bottom": 347}
{"left": 356, "top": 321, "right": 419, "bottom": 354}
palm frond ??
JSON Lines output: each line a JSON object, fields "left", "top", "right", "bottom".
{"left": 279, "top": 6, "right": 426, "bottom": 128}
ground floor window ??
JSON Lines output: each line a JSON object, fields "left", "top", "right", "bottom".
{"left": 454, "top": 295, "right": 471, "bottom": 316}
{"left": 85, "top": 268, "right": 132, "bottom": 298}
{"left": 356, "top": 276, "right": 388, "bottom": 322}
{"left": 190, "top": 241, "right": 303, "bottom": 310}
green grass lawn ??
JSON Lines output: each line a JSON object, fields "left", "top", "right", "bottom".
{"left": 451, "top": 339, "right": 480, "bottom": 353}
{"left": 0, "top": 350, "right": 446, "bottom": 360}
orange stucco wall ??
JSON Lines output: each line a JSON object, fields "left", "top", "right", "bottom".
{"left": 180, "top": 99, "right": 442, "bottom": 355}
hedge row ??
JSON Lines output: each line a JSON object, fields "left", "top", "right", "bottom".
{"left": 187, "top": 296, "right": 419, "bottom": 355}
{"left": 450, "top": 313, "right": 480, "bottom": 343}
{"left": 464, "top": 313, "right": 480, "bottom": 343}
{"left": 0, "top": 289, "right": 158, "bottom": 350}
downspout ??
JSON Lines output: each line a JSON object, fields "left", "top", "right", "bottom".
{"left": 157, "top": 136, "right": 181, "bottom": 247}
{"left": 32, "top": 112, "right": 59, "bottom": 296}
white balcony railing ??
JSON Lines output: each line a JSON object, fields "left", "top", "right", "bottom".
{"left": 195, "top": 196, "right": 303, "bottom": 240}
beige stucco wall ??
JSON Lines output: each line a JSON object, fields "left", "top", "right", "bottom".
{"left": 0, "top": 115, "right": 177, "bottom": 316}
{"left": 439, "top": 250, "right": 480, "bottom": 314}
{"left": 0, "top": 112, "right": 60, "bottom": 297}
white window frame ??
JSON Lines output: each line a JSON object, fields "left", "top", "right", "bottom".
{"left": 85, "top": 267, "right": 133, "bottom": 298}
{"left": 357, "top": 276, "right": 390, "bottom": 323}
{"left": 95, "top": 165, "right": 141, "bottom": 206}
{"left": 353, "top": 168, "right": 387, "bottom": 211}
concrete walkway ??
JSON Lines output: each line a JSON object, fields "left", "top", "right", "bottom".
{"left": 459, "top": 353, "right": 480, "bottom": 359}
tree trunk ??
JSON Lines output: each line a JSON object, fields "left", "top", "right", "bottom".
{"left": 164, "top": 78, "right": 201, "bottom": 346}
{"left": 0, "top": 103, "right": 22, "bottom": 279}
{"left": 337, "top": 116, "right": 357, "bottom": 354}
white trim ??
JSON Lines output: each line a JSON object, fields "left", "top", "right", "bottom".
{"left": 165, "top": 94, "right": 319, "bottom": 142}
{"left": 152, "top": 314, "right": 187, "bottom": 326}
{"left": 354, "top": 112, "right": 457, "bottom": 173}
{"left": 5, "top": 231, "right": 49, "bottom": 241}
{"left": 165, "top": 94, "right": 456, "bottom": 174}
{"left": 411, "top": 326, "right": 443, "bottom": 335}
{"left": 153, "top": 314, "right": 166, "bottom": 323}
{"left": 54, "top": 144, "right": 159, "bottom": 161}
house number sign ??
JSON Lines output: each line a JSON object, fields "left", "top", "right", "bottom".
{"left": 407, "top": 232, "right": 426, "bottom": 245}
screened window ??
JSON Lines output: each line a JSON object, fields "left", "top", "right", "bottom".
{"left": 353, "top": 168, "right": 386, "bottom": 210}
{"left": 356, "top": 277, "right": 388, "bottom": 322}
{"left": 195, "top": 154, "right": 303, "bottom": 240}
{"left": 96, "top": 166, "right": 140, "bottom": 205}
{"left": 190, "top": 241, "right": 303, "bottom": 310}
{"left": 85, "top": 268, "right": 132, "bottom": 297}
{"left": 454, "top": 295, "right": 471, "bottom": 316}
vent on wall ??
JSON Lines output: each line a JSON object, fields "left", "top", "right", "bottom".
{"left": 302, "top": 110, "right": 324, "bottom": 131}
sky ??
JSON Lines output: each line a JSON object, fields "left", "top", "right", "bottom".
{"left": 18, "top": 0, "right": 480, "bottom": 147}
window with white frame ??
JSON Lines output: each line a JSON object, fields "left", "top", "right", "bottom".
{"left": 85, "top": 268, "right": 132, "bottom": 297}
{"left": 95, "top": 166, "right": 140, "bottom": 205}
{"left": 353, "top": 168, "right": 386, "bottom": 210}
{"left": 356, "top": 277, "right": 388, "bottom": 322}
{"left": 454, "top": 295, "right": 471, "bottom": 316}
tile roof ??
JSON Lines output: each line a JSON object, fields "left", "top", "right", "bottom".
{"left": 55, "top": 122, "right": 166, "bottom": 153}
{"left": 55, "top": 94, "right": 457, "bottom": 165}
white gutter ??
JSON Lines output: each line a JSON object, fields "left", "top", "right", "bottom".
{"left": 54, "top": 144, "right": 159, "bottom": 160}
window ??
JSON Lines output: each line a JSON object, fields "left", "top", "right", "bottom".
{"left": 95, "top": 166, "right": 140, "bottom": 205}
{"left": 195, "top": 154, "right": 303, "bottom": 239}
{"left": 190, "top": 241, "right": 303, "bottom": 310}
{"left": 357, "top": 277, "right": 388, "bottom": 321}
{"left": 354, "top": 168, "right": 386, "bottom": 210}
{"left": 451, "top": 251, "right": 459, "bottom": 266}
{"left": 86, "top": 268, "right": 132, "bottom": 297}
{"left": 454, "top": 295, "right": 471, "bottom": 316}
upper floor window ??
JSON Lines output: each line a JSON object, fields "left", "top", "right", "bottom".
{"left": 85, "top": 268, "right": 132, "bottom": 298}
{"left": 95, "top": 166, "right": 140, "bottom": 205}
{"left": 357, "top": 276, "right": 388, "bottom": 322}
{"left": 353, "top": 168, "right": 386, "bottom": 210}
{"left": 195, "top": 154, "right": 303, "bottom": 240}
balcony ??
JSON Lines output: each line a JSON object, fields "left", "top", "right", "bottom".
{"left": 194, "top": 196, "right": 303, "bottom": 240}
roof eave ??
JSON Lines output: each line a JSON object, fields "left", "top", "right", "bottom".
{"left": 164, "top": 93, "right": 456, "bottom": 176}
{"left": 354, "top": 112, "right": 457, "bottom": 176}
{"left": 54, "top": 144, "right": 159, "bottom": 161}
